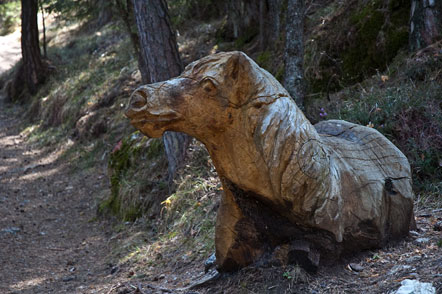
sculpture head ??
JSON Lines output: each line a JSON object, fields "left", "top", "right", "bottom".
{"left": 125, "top": 51, "right": 288, "bottom": 140}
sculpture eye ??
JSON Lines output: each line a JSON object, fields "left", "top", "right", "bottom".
{"left": 200, "top": 78, "right": 217, "bottom": 95}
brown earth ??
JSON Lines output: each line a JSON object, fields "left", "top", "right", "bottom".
{"left": 0, "top": 100, "right": 114, "bottom": 293}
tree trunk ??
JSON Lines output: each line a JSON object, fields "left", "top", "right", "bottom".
{"left": 20, "top": 0, "right": 45, "bottom": 96}
{"left": 259, "top": 0, "right": 281, "bottom": 51}
{"left": 259, "top": 0, "right": 265, "bottom": 50}
{"left": 133, "top": 0, "right": 191, "bottom": 187}
{"left": 39, "top": 0, "right": 47, "bottom": 58}
{"left": 226, "top": 0, "right": 259, "bottom": 40}
{"left": 266, "top": 0, "right": 281, "bottom": 46}
{"left": 283, "top": 0, "right": 305, "bottom": 109}
{"left": 115, "top": 0, "right": 147, "bottom": 80}
{"left": 409, "top": 0, "right": 442, "bottom": 51}
{"left": 97, "top": 0, "right": 113, "bottom": 27}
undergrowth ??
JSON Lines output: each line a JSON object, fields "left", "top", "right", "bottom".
{"left": 100, "top": 131, "right": 168, "bottom": 221}
{"left": 108, "top": 141, "right": 220, "bottom": 276}
{"left": 321, "top": 51, "right": 442, "bottom": 194}
{"left": 0, "top": 0, "right": 20, "bottom": 35}
{"left": 22, "top": 20, "right": 140, "bottom": 178}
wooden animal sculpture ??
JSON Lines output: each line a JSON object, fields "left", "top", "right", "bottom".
{"left": 125, "top": 51, "right": 415, "bottom": 271}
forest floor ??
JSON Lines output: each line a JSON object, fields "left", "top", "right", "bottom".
{"left": 0, "top": 97, "right": 116, "bottom": 293}
{"left": 0, "top": 29, "right": 21, "bottom": 73}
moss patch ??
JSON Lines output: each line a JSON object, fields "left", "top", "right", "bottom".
{"left": 100, "top": 132, "right": 168, "bottom": 221}
{"left": 305, "top": 0, "right": 410, "bottom": 93}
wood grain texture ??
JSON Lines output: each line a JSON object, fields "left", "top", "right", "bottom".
{"left": 125, "top": 51, "right": 415, "bottom": 271}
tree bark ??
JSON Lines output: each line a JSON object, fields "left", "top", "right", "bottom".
{"left": 115, "top": 0, "right": 147, "bottom": 80}
{"left": 266, "top": 0, "right": 281, "bottom": 46}
{"left": 39, "top": 0, "right": 47, "bottom": 58}
{"left": 97, "top": 0, "right": 113, "bottom": 27}
{"left": 283, "top": 0, "right": 305, "bottom": 109}
{"left": 259, "top": 0, "right": 281, "bottom": 51}
{"left": 20, "top": 0, "right": 46, "bottom": 96}
{"left": 133, "top": 0, "right": 191, "bottom": 186}
{"left": 409, "top": 0, "right": 442, "bottom": 51}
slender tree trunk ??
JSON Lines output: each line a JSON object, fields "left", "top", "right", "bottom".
{"left": 267, "top": 0, "right": 281, "bottom": 47}
{"left": 283, "top": 0, "right": 305, "bottom": 109}
{"left": 20, "top": 0, "right": 45, "bottom": 95}
{"left": 39, "top": 0, "right": 47, "bottom": 58}
{"left": 260, "top": 0, "right": 281, "bottom": 51}
{"left": 259, "top": 0, "right": 265, "bottom": 50}
{"left": 97, "top": 0, "right": 113, "bottom": 26}
{"left": 409, "top": 0, "right": 442, "bottom": 51}
{"left": 133, "top": 0, "right": 191, "bottom": 187}
{"left": 115, "top": 0, "right": 147, "bottom": 80}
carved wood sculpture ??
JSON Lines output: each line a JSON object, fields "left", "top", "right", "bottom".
{"left": 125, "top": 51, "right": 415, "bottom": 272}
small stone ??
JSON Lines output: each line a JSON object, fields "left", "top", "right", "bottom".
{"left": 110, "top": 266, "right": 119, "bottom": 274}
{"left": 409, "top": 231, "right": 420, "bottom": 237}
{"left": 1, "top": 227, "right": 20, "bottom": 234}
{"left": 349, "top": 263, "right": 364, "bottom": 272}
{"left": 394, "top": 279, "right": 435, "bottom": 294}
{"left": 204, "top": 253, "right": 216, "bottom": 273}
{"left": 153, "top": 274, "right": 166, "bottom": 281}
{"left": 62, "top": 275, "right": 75, "bottom": 282}
{"left": 406, "top": 256, "right": 421, "bottom": 263}
{"left": 415, "top": 237, "right": 430, "bottom": 244}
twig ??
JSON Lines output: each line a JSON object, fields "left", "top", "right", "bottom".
{"left": 144, "top": 283, "right": 176, "bottom": 293}
{"left": 106, "top": 283, "right": 122, "bottom": 294}
{"left": 136, "top": 283, "right": 148, "bottom": 294}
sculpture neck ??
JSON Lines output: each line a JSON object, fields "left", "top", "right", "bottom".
{"left": 201, "top": 96, "right": 327, "bottom": 205}
{"left": 250, "top": 97, "right": 327, "bottom": 202}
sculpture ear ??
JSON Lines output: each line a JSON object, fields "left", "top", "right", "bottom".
{"left": 224, "top": 52, "right": 253, "bottom": 107}
{"left": 224, "top": 51, "right": 249, "bottom": 81}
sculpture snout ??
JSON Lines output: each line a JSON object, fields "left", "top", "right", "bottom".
{"left": 125, "top": 89, "right": 148, "bottom": 119}
{"left": 125, "top": 83, "right": 183, "bottom": 140}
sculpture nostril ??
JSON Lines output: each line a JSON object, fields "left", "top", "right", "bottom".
{"left": 131, "top": 91, "right": 148, "bottom": 109}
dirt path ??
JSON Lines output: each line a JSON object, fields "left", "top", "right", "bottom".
{"left": 0, "top": 28, "right": 119, "bottom": 294}
{"left": 0, "top": 29, "right": 21, "bottom": 74}
{"left": 0, "top": 102, "right": 115, "bottom": 293}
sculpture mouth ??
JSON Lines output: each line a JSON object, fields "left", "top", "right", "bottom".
{"left": 129, "top": 110, "right": 182, "bottom": 130}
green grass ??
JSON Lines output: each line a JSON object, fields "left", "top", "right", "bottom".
{"left": 20, "top": 20, "right": 139, "bottom": 176}
{"left": 104, "top": 141, "right": 219, "bottom": 273}
{"left": 0, "top": 0, "right": 20, "bottom": 35}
